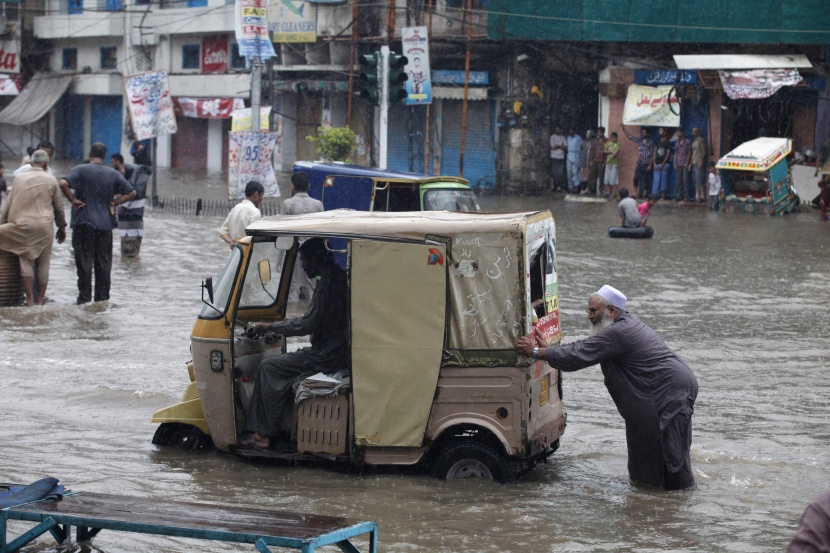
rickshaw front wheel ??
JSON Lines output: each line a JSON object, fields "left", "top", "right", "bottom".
{"left": 431, "top": 441, "right": 515, "bottom": 483}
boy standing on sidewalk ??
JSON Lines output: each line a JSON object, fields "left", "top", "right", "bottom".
{"left": 708, "top": 163, "right": 721, "bottom": 210}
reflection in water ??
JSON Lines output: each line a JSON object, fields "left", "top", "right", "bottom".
{"left": 1, "top": 196, "right": 829, "bottom": 552}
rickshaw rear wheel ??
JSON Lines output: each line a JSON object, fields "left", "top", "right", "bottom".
{"left": 152, "top": 423, "right": 213, "bottom": 451}
{"left": 431, "top": 441, "right": 515, "bottom": 483}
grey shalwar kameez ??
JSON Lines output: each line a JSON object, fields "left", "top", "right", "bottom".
{"left": 245, "top": 263, "right": 348, "bottom": 436}
{"left": 542, "top": 311, "right": 698, "bottom": 489}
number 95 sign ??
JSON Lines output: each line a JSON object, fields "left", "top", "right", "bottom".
{"left": 228, "top": 131, "right": 280, "bottom": 200}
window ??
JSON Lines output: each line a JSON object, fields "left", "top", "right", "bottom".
{"left": 100, "top": 46, "right": 117, "bottom": 70}
{"left": 68, "top": 0, "right": 83, "bottom": 14}
{"left": 182, "top": 44, "right": 201, "bottom": 70}
{"left": 105, "top": 0, "right": 124, "bottom": 10}
{"left": 187, "top": 0, "right": 208, "bottom": 6}
{"left": 230, "top": 43, "right": 246, "bottom": 69}
{"left": 62, "top": 48, "right": 78, "bottom": 71}
{"left": 135, "top": 0, "right": 152, "bottom": 5}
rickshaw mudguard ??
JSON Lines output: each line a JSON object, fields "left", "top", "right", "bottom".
{"left": 151, "top": 398, "right": 211, "bottom": 436}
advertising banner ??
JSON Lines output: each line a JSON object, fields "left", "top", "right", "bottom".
{"left": 174, "top": 97, "right": 244, "bottom": 119}
{"left": 719, "top": 69, "right": 803, "bottom": 100}
{"left": 123, "top": 71, "right": 177, "bottom": 140}
{"left": 622, "top": 84, "right": 680, "bottom": 127}
{"left": 228, "top": 131, "right": 280, "bottom": 199}
{"left": 0, "top": 74, "right": 20, "bottom": 95}
{"left": 402, "top": 26, "right": 432, "bottom": 105}
{"left": 231, "top": 107, "right": 271, "bottom": 131}
{"left": 202, "top": 36, "right": 229, "bottom": 74}
{"left": 235, "top": 0, "right": 277, "bottom": 59}
{"left": 268, "top": 0, "right": 317, "bottom": 43}
{"left": 0, "top": 37, "right": 20, "bottom": 74}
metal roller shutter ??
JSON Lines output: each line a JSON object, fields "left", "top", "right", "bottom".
{"left": 440, "top": 100, "right": 496, "bottom": 190}
{"left": 172, "top": 115, "right": 208, "bottom": 170}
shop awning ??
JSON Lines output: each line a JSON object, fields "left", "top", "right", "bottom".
{"left": 0, "top": 73, "right": 73, "bottom": 126}
{"left": 433, "top": 86, "right": 488, "bottom": 101}
{"left": 673, "top": 54, "right": 812, "bottom": 70}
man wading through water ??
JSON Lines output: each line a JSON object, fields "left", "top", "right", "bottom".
{"left": 517, "top": 285, "right": 698, "bottom": 490}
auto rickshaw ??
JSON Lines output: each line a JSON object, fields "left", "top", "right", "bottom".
{"left": 294, "top": 161, "right": 481, "bottom": 212}
{"left": 716, "top": 137, "right": 797, "bottom": 215}
{"left": 151, "top": 210, "right": 566, "bottom": 482}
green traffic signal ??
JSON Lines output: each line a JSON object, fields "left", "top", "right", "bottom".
{"left": 358, "top": 52, "right": 380, "bottom": 106}
{"left": 387, "top": 52, "right": 409, "bottom": 104}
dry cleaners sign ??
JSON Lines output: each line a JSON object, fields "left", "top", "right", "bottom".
{"left": 268, "top": 0, "right": 317, "bottom": 43}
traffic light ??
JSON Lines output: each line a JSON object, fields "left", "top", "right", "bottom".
{"left": 388, "top": 51, "right": 409, "bottom": 104}
{"left": 358, "top": 52, "right": 380, "bottom": 106}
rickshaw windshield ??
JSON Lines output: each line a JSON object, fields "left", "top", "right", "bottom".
{"left": 199, "top": 247, "right": 242, "bottom": 319}
{"left": 423, "top": 189, "right": 481, "bottom": 212}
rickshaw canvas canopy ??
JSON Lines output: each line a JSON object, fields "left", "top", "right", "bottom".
{"left": 716, "top": 137, "right": 792, "bottom": 172}
{"left": 350, "top": 241, "right": 447, "bottom": 447}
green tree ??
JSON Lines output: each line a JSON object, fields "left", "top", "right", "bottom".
{"left": 306, "top": 126, "right": 356, "bottom": 162}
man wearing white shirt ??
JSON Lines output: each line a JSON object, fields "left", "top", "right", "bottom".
{"left": 14, "top": 142, "right": 55, "bottom": 178}
{"left": 219, "top": 180, "right": 264, "bottom": 249}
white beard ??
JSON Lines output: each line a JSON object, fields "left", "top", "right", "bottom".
{"left": 588, "top": 312, "right": 614, "bottom": 336}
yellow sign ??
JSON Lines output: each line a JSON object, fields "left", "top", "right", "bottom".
{"left": 231, "top": 107, "right": 271, "bottom": 131}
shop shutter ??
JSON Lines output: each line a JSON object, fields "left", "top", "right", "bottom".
{"left": 65, "top": 95, "right": 85, "bottom": 160}
{"left": 90, "top": 95, "right": 123, "bottom": 163}
{"left": 172, "top": 116, "right": 208, "bottom": 169}
{"left": 440, "top": 100, "right": 496, "bottom": 190}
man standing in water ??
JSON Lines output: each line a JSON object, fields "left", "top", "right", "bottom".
{"left": 219, "top": 180, "right": 264, "bottom": 249}
{"left": 517, "top": 285, "right": 698, "bottom": 490}
{"left": 59, "top": 143, "right": 135, "bottom": 304}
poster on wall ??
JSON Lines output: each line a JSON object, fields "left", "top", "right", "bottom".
{"left": 622, "top": 84, "right": 680, "bottom": 127}
{"left": 268, "top": 0, "right": 317, "bottom": 43}
{"left": 202, "top": 36, "right": 229, "bottom": 74}
{"left": 402, "top": 26, "right": 432, "bottom": 105}
{"left": 123, "top": 71, "right": 177, "bottom": 140}
{"left": 228, "top": 131, "right": 280, "bottom": 199}
{"left": 719, "top": 69, "right": 802, "bottom": 100}
{"left": 235, "top": 0, "right": 277, "bottom": 59}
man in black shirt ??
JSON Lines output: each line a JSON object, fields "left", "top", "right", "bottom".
{"left": 59, "top": 143, "right": 135, "bottom": 304}
{"left": 651, "top": 127, "right": 673, "bottom": 199}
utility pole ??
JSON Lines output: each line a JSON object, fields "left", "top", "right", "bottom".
{"left": 379, "top": 45, "right": 390, "bottom": 169}
{"left": 251, "top": 59, "right": 263, "bottom": 132}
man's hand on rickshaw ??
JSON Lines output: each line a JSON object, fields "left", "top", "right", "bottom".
{"left": 517, "top": 336, "right": 536, "bottom": 358}
{"left": 245, "top": 323, "right": 272, "bottom": 339}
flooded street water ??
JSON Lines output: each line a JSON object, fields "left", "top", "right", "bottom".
{"left": 2, "top": 177, "right": 829, "bottom": 552}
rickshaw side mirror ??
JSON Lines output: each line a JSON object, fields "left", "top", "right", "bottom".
{"left": 202, "top": 276, "right": 214, "bottom": 305}
{"left": 258, "top": 259, "right": 272, "bottom": 285}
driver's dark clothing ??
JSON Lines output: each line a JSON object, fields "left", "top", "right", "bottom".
{"left": 541, "top": 311, "right": 698, "bottom": 490}
{"left": 245, "top": 263, "right": 348, "bottom": 436}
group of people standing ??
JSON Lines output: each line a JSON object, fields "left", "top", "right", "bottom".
{"left": 550, "top": 124, "right": 711, "bottom": 203}
{"left": 623, "top": 125, "right": 709, "bottom": 202}
{"left": 0, "top": 141, "right": 150, "bottom": 307}
{"left": 550, "top": 126, "right": 621, "bottom": 197}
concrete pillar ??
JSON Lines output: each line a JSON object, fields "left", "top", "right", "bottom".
{"left": 207, "top": 118, "right": 223, "bottom": 171}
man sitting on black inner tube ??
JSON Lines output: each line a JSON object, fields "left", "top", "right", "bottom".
{"left": 617, "top": 188, "right": 642, "bottom": 228}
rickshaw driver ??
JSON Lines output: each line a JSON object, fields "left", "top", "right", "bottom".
{"left": 517, "top": 285, "right": 698, "bottom": 490}
{"left": 239, "top": 238, "right": 349, "bottom": 451}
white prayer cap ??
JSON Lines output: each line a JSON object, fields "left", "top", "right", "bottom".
{"left": 597, "top": 285, "right": 626, "bottom": 310}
